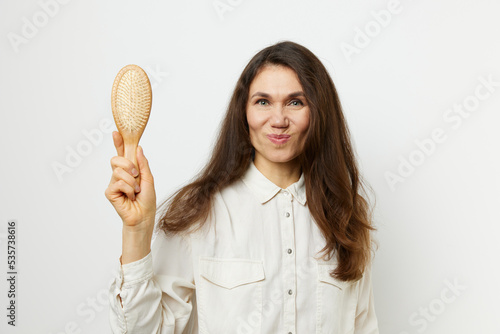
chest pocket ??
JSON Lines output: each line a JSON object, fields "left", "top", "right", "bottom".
{"left": 199, "top": 257, "right": 265, "bottom": 288}
{"left": 316, "top": 261, "right": 358, "bottom": 334}
{"left": 317, "top": 263, "right": 352, "bottom": 290}
{"left": 197, "top": 257, "right": 266, "bottom": 334}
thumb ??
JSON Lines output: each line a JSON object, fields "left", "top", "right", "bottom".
{"left": 136, "top": 146, "right": 154, "bottom": 184}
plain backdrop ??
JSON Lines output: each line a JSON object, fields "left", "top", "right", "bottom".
{"left": 1, "top": 0, "right": 499, "bottom": 333}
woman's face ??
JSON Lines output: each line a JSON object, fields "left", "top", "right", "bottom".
{"left": 246, "top": 65, "right": 310, "bottom": 166}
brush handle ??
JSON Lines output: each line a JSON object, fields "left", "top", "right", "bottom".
{"left": 124, "top": 141, "right": 141, "bottom": 187}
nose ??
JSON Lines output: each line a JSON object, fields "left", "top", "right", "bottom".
{"left": 270, "top": 105, "right": 288, "bottom": 128}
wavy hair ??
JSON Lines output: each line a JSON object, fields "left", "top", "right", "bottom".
{"left": 156, "top": 40, "right": 377, "bottom": 281}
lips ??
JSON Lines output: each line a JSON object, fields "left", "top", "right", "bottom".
{"left": 267, "top": 134, "right": 291, "bottom": 139}
{"left": 266, "top": 134, "right": 291, "bottom": 145}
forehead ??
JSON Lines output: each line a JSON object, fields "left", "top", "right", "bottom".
{"left": 249, "top": 65, "right": 303, "bottom": 94}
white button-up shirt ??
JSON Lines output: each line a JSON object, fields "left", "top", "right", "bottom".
{"left": 109, "top": 160, "right": 379, "bottom": 334}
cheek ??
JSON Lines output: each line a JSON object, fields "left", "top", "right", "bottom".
{"left": 246, "top": 110, "right": 266, "bottom": 134}
{"left": 295, "top": 112, "right": 310, "bottom": 135}
{"left": 246, "top": 111, "right": 260, "bottom": 144}
{"left": 246, "top": 107, "right": 255, "bottom": 126}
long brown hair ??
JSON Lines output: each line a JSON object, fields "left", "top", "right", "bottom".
{"left": 156, "top": 40, "right": 377, "bottom": 281}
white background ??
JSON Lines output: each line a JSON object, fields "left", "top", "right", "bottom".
{"left": 1, "top": 0, "right": 499, "bottom": 333}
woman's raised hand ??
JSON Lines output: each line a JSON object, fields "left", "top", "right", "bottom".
{"left": 104, "top": 131, "right": 157, "bottom": 263}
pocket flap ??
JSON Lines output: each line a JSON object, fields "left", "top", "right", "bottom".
{"left": 317, "top": 262, "right": 353, "bottom": 290}
{"left": 199, "top": 257, "right": 265, "bottom": 289}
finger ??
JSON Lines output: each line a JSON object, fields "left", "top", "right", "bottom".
{"left": 136, "top": 146, "right": 154, "bottom": 185}
{"left": 112, "top": 131, "right": 125, "bottom": 157}
{"left": 107, "top": 179, "right": 136, "bottom": 202}
{"left": 111, "top": 167, "right": 141, "bottom": 193}
{"left": 110, "top": 156, "right": 140, "bottom": 177}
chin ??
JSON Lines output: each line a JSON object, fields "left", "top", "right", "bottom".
{"left": 261, "top": 151, "right": 298, "bottom": 163}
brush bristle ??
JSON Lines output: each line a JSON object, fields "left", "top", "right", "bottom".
{"left": 113, "top": 67, "right": 151, "bottom": 133}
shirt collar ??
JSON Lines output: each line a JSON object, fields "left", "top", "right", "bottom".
{"left": 241, "top": 160, "right": 307, "bottom": 206}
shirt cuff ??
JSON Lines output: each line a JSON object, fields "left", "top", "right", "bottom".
{"left": 118, "top": 251, "right": 153, "bottom": 288}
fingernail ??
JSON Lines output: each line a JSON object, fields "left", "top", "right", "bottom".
{"left": 132, "top": 168, "right": 138, "bottom": 176}
{"left": 135, "top": 184, "right": 141, "bottom": 193}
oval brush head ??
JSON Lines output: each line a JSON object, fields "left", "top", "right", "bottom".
{"left": 111, "top": 64, "right": 152, "bottom": 185}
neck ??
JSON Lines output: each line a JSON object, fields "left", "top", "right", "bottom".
{"left": 253, "top": 154, "right": 302, "bottom": 189}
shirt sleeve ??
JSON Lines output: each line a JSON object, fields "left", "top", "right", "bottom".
{"left": 108, "top": 230, "right": 196, "bottom": 334}
{"left": 354, "top": 262, "right": 379, "bottom": 334}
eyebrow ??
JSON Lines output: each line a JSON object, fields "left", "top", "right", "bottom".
{"left": 250, "top": 91, "right": 305, "bottom": 99}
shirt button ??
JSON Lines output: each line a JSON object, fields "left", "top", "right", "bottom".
{"left": 285, "top": 212, "right": 290, "bottom": 218}
{"left": 288, "top": 289, "right": 293, "bottom": 295}
{"left": 287, "top": 248, "right": 293, "bottom": 254}
{"left": 283, "top": 191, "right": 289, "bottom": 196}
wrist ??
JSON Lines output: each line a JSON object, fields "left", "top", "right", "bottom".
{"left": 121, "top": 226, "right": 153, "bottom": 265}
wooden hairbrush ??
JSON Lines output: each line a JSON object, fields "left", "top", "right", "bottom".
{"left": 111, "top": 64, "right": 152, "bottom": 186}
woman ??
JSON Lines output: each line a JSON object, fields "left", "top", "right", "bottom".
{"left": 106, "top": 40, "right": 379, "bottom": 333}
